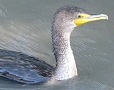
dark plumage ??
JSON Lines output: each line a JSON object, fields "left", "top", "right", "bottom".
{"left": 0, "top": 49, "right": 54, "bottom": 84}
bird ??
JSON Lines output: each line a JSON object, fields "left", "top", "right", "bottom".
{"left": 0, "top": 5, "right": 108, "bottom": 84}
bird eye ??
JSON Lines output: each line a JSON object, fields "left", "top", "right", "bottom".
{"left": 77, "top": 15, "right": 82, "bottom": 18}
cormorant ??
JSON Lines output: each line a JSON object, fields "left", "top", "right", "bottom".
{"left": 0, "top": 5, "right": 108, "bottom": 84}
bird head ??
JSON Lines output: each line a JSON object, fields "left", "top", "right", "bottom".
{"left": 54, "top": 5, "right": 108, "bottom": 28}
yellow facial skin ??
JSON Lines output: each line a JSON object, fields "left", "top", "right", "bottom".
{"left": 74, "top": 13, "right": 108, "bottom": 26}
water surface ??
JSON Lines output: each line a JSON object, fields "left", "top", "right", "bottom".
{"left": 0, "top": 0, "right": 114, "bottom": 90}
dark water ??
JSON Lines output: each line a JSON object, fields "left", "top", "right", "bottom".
{"left": 0, "top": 0, "right": 114, "bottom": 90}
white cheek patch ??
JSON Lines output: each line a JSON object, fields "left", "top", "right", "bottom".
{"left": 63, "top": 20, "right": 76, "bottom": 29}
{"left": 72, "top": 20, "right": 77, "bottom": 27}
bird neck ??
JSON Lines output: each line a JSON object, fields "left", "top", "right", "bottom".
{"left": 51, "top": 24, "right": 78, "bottom": 80}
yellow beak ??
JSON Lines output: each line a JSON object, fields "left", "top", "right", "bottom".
{"left": 74, "top": 13, "right": 108, "bottom": 26}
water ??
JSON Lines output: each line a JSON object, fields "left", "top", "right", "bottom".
{"left": 0, "top": 0, "right": 114, "bottom": 89}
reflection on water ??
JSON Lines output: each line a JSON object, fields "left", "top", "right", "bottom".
{"left": 0, "top": 0, "right": 114, "bottom": 90}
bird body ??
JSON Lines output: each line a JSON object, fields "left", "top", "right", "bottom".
{"left": 0, "top": 5, "right": 108, "bottom": 84}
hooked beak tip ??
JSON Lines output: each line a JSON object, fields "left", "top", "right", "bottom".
{"left": 100, "top": 14, "right": 108, "bottom": 20}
